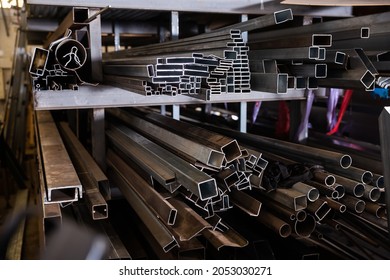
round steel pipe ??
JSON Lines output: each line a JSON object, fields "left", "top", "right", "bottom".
{"left": 256, "top": 210, "right": 292, "bottom": 238}
{"left": 293, "top": 215, "right": 316, "bottom": 237}
{"left": 340, "top": 196, "right": 366, "bottom": 213}
{"left": 55, "top": 39, "right": 87, "bottom": 71}
{"left": 363, "top": 185, "right": 381, "bottom": 202}
{"left": 365, "top": 201, "right": 386, "bottom": 218}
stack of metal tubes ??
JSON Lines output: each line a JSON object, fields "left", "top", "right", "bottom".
{"left": 104, "top": 108, "right": 388, "bottom": 259}
{"left": 248, "top": 11, "right": 390, "bottom": 93}
{"left": 102, "top": 9, "right": 294, "bottom": 99}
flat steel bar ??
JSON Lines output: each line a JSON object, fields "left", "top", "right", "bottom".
{"left": 107, "top": 150, "right": 177, "bottom": 226}
{"left": 107, "top": 162, "right": 178, "bottom": 253}
{"left": 107, "top": 108, "right": 225, "bottom": 169}
{"left": 379, "top": 107, "right": 390, "bottom": 237}
{"left": 36, "top": 111, "right": 82, "bottom": 204}
{"left": 107, "top": 122, "right": 217, "bottom": 201}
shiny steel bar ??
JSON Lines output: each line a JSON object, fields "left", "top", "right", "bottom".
{"left": 107, "top": 108, "right": 225, "bottom": 169}
{"left": 107, "top": 161, "right": 178, "bottom": 253}
{"left": 107, "top": 150, "right": 177, "bottom": 226}
{"left": 107, "top": 122, "right": 218, "bottom": 201}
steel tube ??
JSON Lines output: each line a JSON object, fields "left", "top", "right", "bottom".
{"left": 134, "top": 109, "right": 242, "bottom": 163}
{"left": 255, "top": 209, "right": 292, "bottom": 238}
{"left": 107, "top": 122, "right": 218, "bottom": 201}
{"left": 107, "top": 108, "right": 225, "bottom": 169}
{"left": 306, "top": 199, "right": 331, "bottom": 221}
{"left": 107, "top": 150, "right": 178, "bottom": 226}
{"left": 365, "top": 201, "right": 387, "bottom": 219}
{"left": 362, "top": 185, "right": 381, "bottom": 202}
{"left": 265, "top": 188, "right": 307, "bottom": 211}
{"left": 250, "top": 73, "right": 288, "bottom": 94}
{"left": 324, "top": 164, "right": 373, "bottom": 185}
{"left": 333, "top": 174, "right": 365, "bottom": 197}
{"left": 291, "top": 182, "right": 320, "bottom": 202}
{"left": 107, "top": 162, "right": 178, "bottom": 253}
{"left": 305, "top": 180, "right": 338, "bottom": 199}
{"left": 324, "top": 197, "right": 347, "bottom": 213}
{"left": 293, "top": 214, "right": 316, "bottom": 237}
{"left": 339, "top": 195, "right": 366, "bottom": 214}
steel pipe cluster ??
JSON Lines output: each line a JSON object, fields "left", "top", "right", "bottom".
{"left": 194, "top": 122, "right": 388, "bottom": 258}
{"left": 248, "top": 11, "right": 390, "bottom": 92}
{"left": 102, "top": 9, "right": 293, "bottom": 99}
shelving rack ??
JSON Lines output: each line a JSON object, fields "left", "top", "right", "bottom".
{"left": 22, "top": 0, "right": 390, "bottom": 252}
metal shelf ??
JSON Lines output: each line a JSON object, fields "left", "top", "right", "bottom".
{"left": 26, "top": 0, "right": 352, "bottom": 16}
{"left": 33, "top": 85, "right": 307, "bottom": 110}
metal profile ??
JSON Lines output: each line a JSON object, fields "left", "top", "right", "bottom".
{"left": 107, "top": 162, "right": 178, "bottom": 253}
{"left": 107, "top": 120, "right": 218, "bottom": 201}
{"left": 107, "top": 150, "right": 178, "bottom": 226}
{"left": 339, "top": 196, "right": 366, "bottom": 214}
{"left": 230, "top": 189, "right": 262, "bottom": 216}
{"left": 266, "top": 188, "right": 307, "bottom": 211}
{"left": 36, "top": 111, "right": 82, "bottom": 204}
{"left": 256, "top": 209, "right": 292, "bottom": 238}
{"left": 306, "top": 199, "right": 331, "bottom": 221}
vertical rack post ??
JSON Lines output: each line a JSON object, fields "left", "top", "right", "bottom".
{"left": 239, "top": 14, "right": 248, "bottom": 133}
{"left": 88, "top": 8, "right": 105, "bottom": 169}
{"left": 378, "top": 107, "right": 390, "bottom": 238}
{"left": 171, "top": 11, "right": 180, "bottom": 120}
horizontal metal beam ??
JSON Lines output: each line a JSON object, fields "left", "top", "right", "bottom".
{"left": 26, "top": 0, "right": 353, "bottom": 16}
{"left": 33, "top": 85, "right": 306, "bottom": 110}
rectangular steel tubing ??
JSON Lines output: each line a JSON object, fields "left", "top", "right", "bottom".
{"left": 249, "top": 11, "right": 390, "bottom": 43}
{"left": 265, "top": 188, "right": 307, "bottom": 211}
{"left": 251, "top": 73, "right": 288, "bottom": 94}
{"left": 288, "top": 64, "right": 327, "bottom": 78}
{"left": 43, "top": 203, "right": 62, "bottom": 229}
{"left": 331, "top": 34, "right": 390, "bottom": 51}
{"left": 249, "top": 46, "right": 320, "bottom": 61}
{"left": 103, "top": 64, "right": 152, "bottom": 78}
{"left": 107, "top": 150, "right": 177, "bottom": 226}
{"left": 35, "top": 111, "right": 82, "bottom": 204}
{"left": 229, "top": 189, "right": 262, "bottom": 216}
{"left": 249, "top": 34, "right": 330, "bottom": 50}
{"left": 107, "top": 163, "right": 178, "bottom": 253}
{"left": 107, "top": 108, "right": 225, "bottom": 169}
{"left": 306, "top": 199, "right": 331, "bottom": 221}
{"left": 134, "top": 110, "right": 242, "bottom": 163}
{"left": 107, "top": 121, "right": 218, "bottom": 201}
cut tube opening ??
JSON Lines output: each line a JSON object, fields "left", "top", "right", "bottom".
{"left": 335, "top": 185, "right": 345, "bottom": 198}
{"left": 355, "top": 200, "right": 366, "bottom": 214}
{"left": 294, "top": 215, "right": 316, "bottom": 237}
{"left": 92, "top": 204, "right": 108, "bottom": 220}
{"left": 221, "top": 140, "right": 242, "bottom": 163}
{"left": 307, "top": 188, "right": 320, "bottom": 202}
{"left": 362, "top": 171, "right": 373, "bottom": 185}
{"left": 340, "top": 154, "right": 352, "bottom": 169}
{"left": 208, "top": 150, "right": 225, "bottom": 169}
{"left": 198, "top": 179, "right": 218, "bottom": 201}
{"left": 295, "top": 210, "right": 307, "bottom": 222}
{"left": 354, "top": 183, "right": 365, "bottom": 197}
{"left": 279, "top": 224, "right": 292, "bottom": 238}
{"left": 368, "top": 187, "right": 381, "bottom": 202}
{"left": 274, "top": 9, "right": 293, "bottom": 24}
{"left": 325, "top": 175, "right": 336, "bottom": 187}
